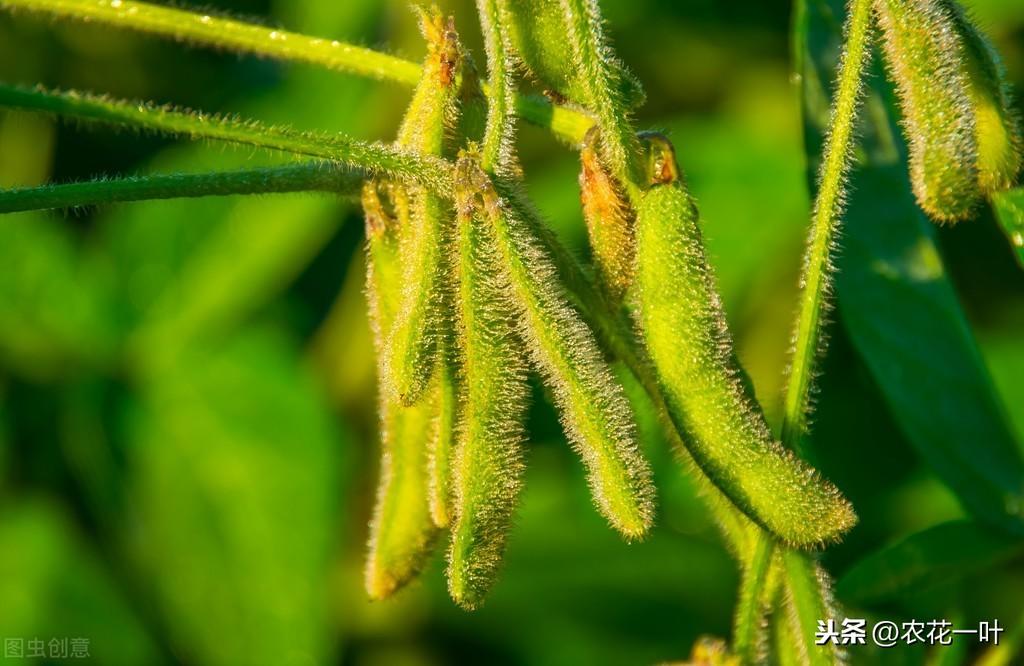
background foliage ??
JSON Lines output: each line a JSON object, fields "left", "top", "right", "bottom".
{"left": 0, "top": 0, "right": 1022, "bottom": 664}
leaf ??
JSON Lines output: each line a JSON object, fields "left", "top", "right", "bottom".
{"left": 797, "top": 0, "right": 1024, "bottom": 534}
{"left": 992, "top": 187, "right": 1024, "bottom": 269}
{"left": 125, "top": 330, "right": 342, "bottom": 665}
{"left": 0, "top": 214, "right": 115, "bottom": 379}
{"left": 0, "top": 501, "right": 160, "bottom": 665}
{"left": 836, "top": 520, "right": 1024, "bottom": 605}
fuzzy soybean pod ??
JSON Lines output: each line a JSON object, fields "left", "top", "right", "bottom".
{"left": 478, "top": 170, "right": 655, "bottom": 539}
{"left": 362, "top": 183, "right": 439, "bottom": 600}
{"left": 874, "top": 0, "right": 982, "bottom": 221}
{"left": 579, "top": 127, "right": 636, "bottom": 303}
{"left": 447, "top": 167, "right": 530, "bottom": 610}
{"left": 383, "top": 9, "right": 464, "bottom": 406}
{"left": 940, "top": 0, "right": 1022, "bottom": 194}
{"left": 427, "top": 297, "right": 462, "bottom": 529}
{"left": 634, "top": 136, "right": 856, "bottom": 548}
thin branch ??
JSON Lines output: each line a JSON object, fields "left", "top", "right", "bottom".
{"left": 782, "top": 0, "right": 873, "bottom": 452}
{"left": 0, "top": 84, "right": 452, "bottom": 194}
{"left": 476, "top": 0, "right": 516, "bottom": 174}
{"left": 0, "top": 162, "right": 362, "bottom": 214}
{"left": 0, "top": 0, "right": 593, "bottom": 144}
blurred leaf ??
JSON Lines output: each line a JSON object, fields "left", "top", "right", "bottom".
{"left": 0, "top": 500, "right": 160, "bottom": 664}
{"left": 992, "top": 187, "right": 1024, "bottom": 269}
{"left": 128, "top": 194, "right": 347, "bottom": 368}
{"left": 0, "top": 214, "right": 114, "bottom": 379}
{"left": 798, "top": 0, "right": 1024, "bottom": 534}
{"left": 125, "top": 330, "right": 343, "bottom": 665}
{"left": 836, "top": 520, "right": 1024, "bottom": 605}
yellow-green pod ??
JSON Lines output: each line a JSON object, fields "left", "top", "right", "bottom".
{"left": 634, "top": 135, "right": 855, "bottom": 548}
{"left": 447, "top": 165, "right": 530, "bottom": 610}
{"left": 579, "top": 127, "right": 635, "bottom": 303}
{"left": 940, "top": 0, "right": 1022, "bottom": 193}
{"left": 503, "top": 0, "right": 644, "bottom": 109}
{"left": 362, "top": 182, "right": 439, "bottom": 600}
{"left": 479, "top": 168, "right": 655, "bottom": 539}
{"left": 427, "top": 318, "right": 461, "bottom": 529}
{"left": 875, "top": 0, "right": 981, "bottom": 221}
{"left": 384, "top": 8, "right": 464, "bottom": 406}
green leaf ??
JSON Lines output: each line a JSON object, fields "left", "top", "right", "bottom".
{"left": 0, "top": 501, "right": 161, "bottom": 665}
{"left": 125, "top": 330, "right": 342, "bottom": 665}
{"left": 836, "top": 520, "right": 1024, "bottom": 605}
{"left": 992, "top": 187, "right": 1024, "bottom": 269}
{"left": 0, "top": 214, "right": 115, "bottom": 379}
{"left": 797, "top": 0, "right": 1024, "bottom": 534}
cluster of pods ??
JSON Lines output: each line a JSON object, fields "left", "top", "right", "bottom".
{"left": 361, "top": 0, "right": 1021, "bottom": 611}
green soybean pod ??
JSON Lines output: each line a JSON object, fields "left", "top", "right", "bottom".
{"left": 362, "top": 182, "right": 439, "bottom": 600}
{"left": 427, "top": 318, "right": 461, "bottom": 529}
{"left": 874, "top": 0, "right": 981, "bottom": 221}
{"left": 447, "top": 169, "right": 530, "bottom": 609}
{"left": 633, "top": 137, "right": 855, "bottom": 548}
{"left": 939, "top": 0, "right": 1022, "bottom": 194}
{"left": 483, "top": 176, "right": 655, "bottom": 539}
{"left": 579, "top": 127, "right": 635, "bottom": 303}
{"left": 384, "top": 9, "right": 463, "bottom": 406}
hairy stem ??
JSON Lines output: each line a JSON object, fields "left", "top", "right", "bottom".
{"left": 0, "top": 84, "right": 451, "bottom": 194}
{"left": 476, "top": 0, "right": 515, "bottom": 174}
{"left": 0, "top": 163, "right": 362, "bottom": 213}
{"left": 782, "top": 0, "right": 873, "bottom": 452}
{"left": 733, "top": 536, "right": 775, "bottom": 663}
{"left": 0, "top": 0, "right": 593, "bottom": 143}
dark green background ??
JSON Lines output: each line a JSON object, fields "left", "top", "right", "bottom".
{"left": 0, "top": 1, "right": 1022, "bottom": 664}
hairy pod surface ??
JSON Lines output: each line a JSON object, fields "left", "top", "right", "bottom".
{"left": 471, "top": 166, "right": 655, "bottom": 539}
{"left": 447, "top": 165, "right": 530, "bottom": 609}
{"left": 384, "top": 9, "right": 464, "bottom": 406}
{"left": 427, "top": 284, "right": 462, "bottom": 528}
{"left": 579, "top": 127, "right": 636, "bottom": 303}
{"left": 633, "top": 137, "right": 855, "bottom": 547}
{"left": 874, "top": 0, "right": 985, "bottom": 221}
{"left": 361, "top": 182, "right": 439, "bottom": 600}
{"left": 503, "top": 0, "right": 644, "bottom": 110}
{"left": 939, "top": 0, "right": 1022, "bottom": 193}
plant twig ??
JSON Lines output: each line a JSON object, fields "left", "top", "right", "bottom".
{"left": 782, "top": 0, "right": 873, "bottom": 453}
{"left": 0, "top": 162, "right": 362, "bottom": 213}
{"left": 0, "top": 0, "right": 593, "bottom": 144}
{"left": 0, "top": 84, "right": 452, "bottom": 194}
{"left": 476, "top": 0, "right": 515, "bottom": 175}
{"left": 733, "top": 535, "right": 775, "bottom": 663}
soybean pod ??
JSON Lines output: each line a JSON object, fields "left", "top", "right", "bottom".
{"left": 447, "top": 160, "right": 530, "bottom": 609}
{"left": 634, "top": 135, "right": 855, "bottom": 548}
{"left": 481, "top": 168, "right": 655, "bottom": 539}
{"left": 362, "top": 182, "right": 439, "bottom": 600}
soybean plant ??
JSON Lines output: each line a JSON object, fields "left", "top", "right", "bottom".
{"left": 1, "top": 0, "right": 1020, "bottom": 664}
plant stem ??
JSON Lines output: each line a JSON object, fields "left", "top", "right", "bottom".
{"left": 782, "top": 0, "right": 873, "bottom": 453}
{"left": 476, "top": 0, "right": 514, "bottom": 174}
{"left": 0, "top": 84, "right": 452, "bottom": 194}
{"left": 733, "top": 535, "right": 775, "bottom": 663}
{"left": 0, "top": 0, "right": 593, "bottom": 144}
{"left": 0, "top": 163, "right": 362, "bottom": 213}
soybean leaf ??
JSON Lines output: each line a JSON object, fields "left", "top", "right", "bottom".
{"left": 836, "top": 520, "right": 1024, "bottom": 605}
{"left": 0, "top": 214, "right": 115, "bottom": 379}
{"left": 797, "top": 0, "right": 1024, "bottom": 534}
{"left": 124, "top": 331, "right": 342, "bottom": 665}
{"left": 992, "top": 187, "right": 1024, "bottom": 269}
{"left": 0, "top": 501, "right": 161, "bottom": 665}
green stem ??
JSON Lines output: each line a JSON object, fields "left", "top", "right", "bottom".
{"left": 0, "top": 84, "right": 451, "bottom": 193}
{"left": 0, "top": 0, "right": 592, "bottom": 143}
{"left": 0, "top": 163, "right": 362, "bottom": 213}
{"left": 781, "top": 0, "right": 873, "bottom": 452}
{"left": 476, "top": 0, "right": 514, "bottom": 174}
{"left": 733, "top": 536, "right": 776, "bottom": 663}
